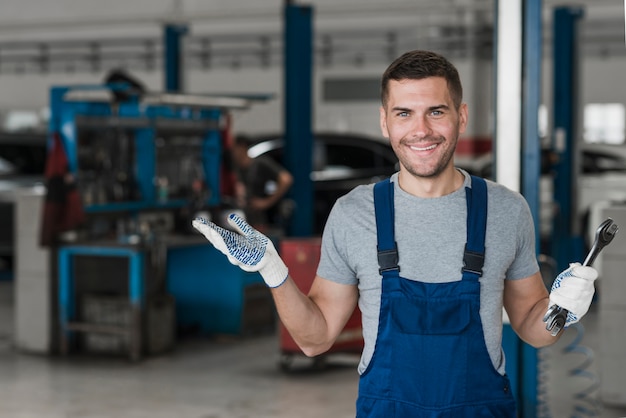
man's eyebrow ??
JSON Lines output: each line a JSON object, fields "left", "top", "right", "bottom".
{"left": 429, "top": 104, "right": 450, "bottom": 111}
{"left": 391, "top": 106, "right": 412, "bottom": 113}
{"left": 391, "top": 104, "right": 450, "bottom": 113}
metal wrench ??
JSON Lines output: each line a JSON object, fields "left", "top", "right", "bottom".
{"left": 543, "top": 217, "right": 619, "bottom": 336}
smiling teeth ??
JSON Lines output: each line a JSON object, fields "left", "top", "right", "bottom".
{"left": 410, "top": 144, "right": 437, "bottom": 151}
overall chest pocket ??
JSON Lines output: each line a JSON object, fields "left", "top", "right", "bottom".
{"left": 391, "top": 297, "right": 472, "bottom": 335}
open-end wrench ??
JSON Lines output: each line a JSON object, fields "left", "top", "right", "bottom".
{"left": 543, "top": 217, "right": 619, "bottom": 336}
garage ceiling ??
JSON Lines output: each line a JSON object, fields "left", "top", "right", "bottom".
{"left": 0, "top": 0, "right": 622, "bottom": 74}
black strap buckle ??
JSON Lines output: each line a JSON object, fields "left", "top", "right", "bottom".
{"left": 378, "top": 247, "right": 400, "bottom": 274}
{"left": 462, "top": 244, "right": 484, "bottom": 276}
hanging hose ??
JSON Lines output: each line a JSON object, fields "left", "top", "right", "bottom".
{"left": 563, "top": 322, "right": 601, "bottom": 418}
{"left": 535, "top": 322, "right": 601, "bottom": 418}
{"left": 536, "top": 254, "right": 557, "bottom": 418}
{"left": 536, "top": 345, "right": 554, "bottom": 418}
{"left": 535, "top": 254, "right": 600, "bottom": 418}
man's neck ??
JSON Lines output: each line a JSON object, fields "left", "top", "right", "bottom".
{"left": 397, "top": 167, "right": 464, "bottom": 198}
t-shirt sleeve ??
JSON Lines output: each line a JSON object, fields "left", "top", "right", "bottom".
{"left": 505, "top": 197, "right": 541, "bottom": 280}
{"left": 316, "top": 197, "right": 359, "bottom": 285}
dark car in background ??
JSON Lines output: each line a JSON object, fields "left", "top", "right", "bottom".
{"left": 457, "top": 145, "right": 626, "bottom": 248}
{"left": 247, "top": 132, "right": 399, "bottom": 234}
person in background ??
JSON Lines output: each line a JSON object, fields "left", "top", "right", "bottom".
{"left": 193, "top": 50, "right": 598, "bottom": 416}
{"left": 230, "top": 134, "right": 293, "bottom": 233}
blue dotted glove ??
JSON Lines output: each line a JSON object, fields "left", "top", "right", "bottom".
{"left": 549, "top": 262, "right": 598, "bottom": 327}
{"left": 192, "top": 213, "right": 288, "bottom": 288}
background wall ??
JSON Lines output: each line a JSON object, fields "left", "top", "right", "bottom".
{"left": 0, "top": 0, "right": 622, "bottom": 143}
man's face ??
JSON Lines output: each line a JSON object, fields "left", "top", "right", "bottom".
{"left": 379, "top": 77, "right": 467, "bottom": 179}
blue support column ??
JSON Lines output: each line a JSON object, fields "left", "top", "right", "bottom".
{"left": 284, "top": 3, "right": 314, "bottom": 237}
{"left": 164, "top": 24, "right": 189, "bottom": 92}
{"left": 551, "top": 7, "right": 585, "bottom": 272}
{"left": 523, "top": 0, "right": 542, "bottom": 249}
{"left": 497, "top": 0, "right": 546, "bottom": 416}
{"left": 520, "top": 0, "right": 542, "bottom": 416}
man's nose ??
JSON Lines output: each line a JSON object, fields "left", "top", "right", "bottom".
{"left": 411, "top": 115, "right": 433, "bottom": 138}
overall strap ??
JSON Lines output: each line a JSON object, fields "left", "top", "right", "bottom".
{"left": 462, "top": 175, "right": 488, "bottom": 281}
{"left": 374, "top": 179, "right": 400, "bottom": 276}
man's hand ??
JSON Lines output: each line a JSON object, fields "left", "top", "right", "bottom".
{"left": 192, "top": 213, "right": 288, "bottom": 288}
{"left": 548, "top": 262, "right": 599, "bottom": 327}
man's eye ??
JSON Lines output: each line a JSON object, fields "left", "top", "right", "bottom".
{"left": 431, "top": 110, "right": 443, "bottom": 116}
{"left": 398, "top": 111, "right": 409, "bottom": 117}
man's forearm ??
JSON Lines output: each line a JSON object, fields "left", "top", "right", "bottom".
{"left": 270, "top": 277, "right": 337, "bottom": 357}
{"left": 516, "top": 296, "right": 562, "bottom": 347}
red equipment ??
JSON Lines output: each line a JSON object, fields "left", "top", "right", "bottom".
{"left": 278, "top": 238, "right": 363, "bottom": 370}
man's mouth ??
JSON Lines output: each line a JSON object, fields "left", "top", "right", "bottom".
{"left": 409, "top": 143, "right": 438, "bottom": 152}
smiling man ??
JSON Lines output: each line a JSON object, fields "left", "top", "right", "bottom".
{"left": 193, "top": 50, "right": 599, "bottom": 417}
{"left": 382, "top": 76, "right": 465, "bottom": 194}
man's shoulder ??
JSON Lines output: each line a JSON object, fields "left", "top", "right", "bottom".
{"left": 483, "top": 178, "right": 527, "bottom": 202}
{"left": 480, "top": 178, "right": 532, "bottom": 220}
{"left": 251, "top": 156, "right": 285, "bottom": 176}
{"left": 327, "top": 182, "right": 378, "bottom": 223}
{"left": 339, "top": 181, "right": 378, "bottom": 204}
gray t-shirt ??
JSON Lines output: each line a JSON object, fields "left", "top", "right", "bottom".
{"left": 317, "top": 170, "right": 540, "bottom": 375}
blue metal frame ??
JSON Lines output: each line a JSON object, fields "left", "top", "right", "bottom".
{"left": 58, "top": 245, "right": 145, "bottom": 350}
{"left": 135, "top": 127, "right": 156, "bottom": 202}
{"left": 551, "top": 6, "right": 585, "bottom": 272}
{"left": 284, "top": 3, "right": 314, "bottom": 237}
{"left": 48, "top": 84, "right": 223, "bottom": 213}
{"left": 202, "top": 109, "right": 223, "bottom": 207}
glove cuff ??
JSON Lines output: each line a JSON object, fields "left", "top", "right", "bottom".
{"left": 260, "top": 259, "right": 289, "bottom": 288}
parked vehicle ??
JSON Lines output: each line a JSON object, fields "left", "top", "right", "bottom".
{"left": 246, "top": 132, "right": 399, "bottom": 234}
{"left": 457, "top": 145, "right": 626, "bottom": 248}
{"left": 246, "top": 135, "right": 626, "bottom": 237}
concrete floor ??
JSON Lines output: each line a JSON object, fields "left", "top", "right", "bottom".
{"left": 1, "top": 280, "right": 626, "bottom": 418}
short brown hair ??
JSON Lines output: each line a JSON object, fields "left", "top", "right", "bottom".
{"left": 381, "top": 50, "right": 463, "bottom": 109}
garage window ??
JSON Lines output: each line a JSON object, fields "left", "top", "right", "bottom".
{"left": 584, "top": 103, "right": 625, "bottom": 144}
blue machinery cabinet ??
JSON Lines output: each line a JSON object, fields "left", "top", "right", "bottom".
{"left": 48, "top": 85, "right": 239, "bottom": 211}
{"left": 167, "top": 242, "right": 265, "bottom": 336}
{"left": 50, "top": 85, "right": 262, "bottom": 357}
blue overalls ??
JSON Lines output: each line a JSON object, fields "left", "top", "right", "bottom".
{"left": 356, "top": 176, "right": 516, "bottom": 417}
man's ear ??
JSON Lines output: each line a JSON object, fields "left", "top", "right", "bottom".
{"left": 379, "top": 106, "right": 389, "bottom": 139}
{"left": 458, "top": 103, "right": 468, "bottom": 134}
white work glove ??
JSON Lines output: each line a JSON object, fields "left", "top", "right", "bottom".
{"left": 548, "top": 262, "right": 599, "bottom": 326}
{"left": 192, "top": 213, "right": 288, "bottom": 288}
